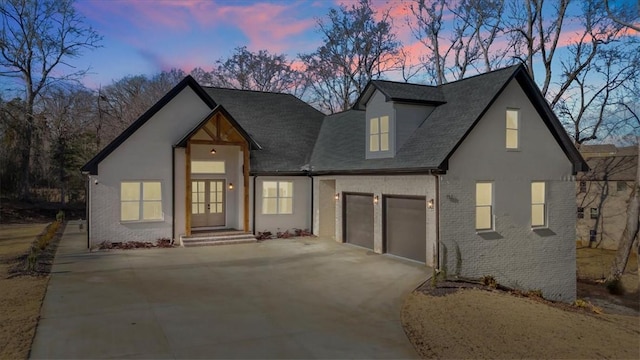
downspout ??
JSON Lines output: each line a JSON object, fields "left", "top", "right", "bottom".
{"left": 434, "top": 173, "right": 441, "bottom": 272}
{"left": 86, "top": 174, "right": 90, "bottom": 249}
{"left": 252, "top": 175, "right": 257, "bottom": 235}
{"left": 171, "top": 147, "right": 175, "bottom": 244}
{"left": 308, "top": 173, "right": 314, "bottom": 233}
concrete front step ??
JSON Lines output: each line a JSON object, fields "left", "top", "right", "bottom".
{"left": 180, "top": 232, "right": 257, "bottom": 247}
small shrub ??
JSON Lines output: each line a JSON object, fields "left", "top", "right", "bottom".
{"left": 605, "top": 278, "right": 625, "bottom": 295}
{"left": 26, "top": 247, "right": 39, "bottom": 272}
{"left": 481, "top": 275, "right": 497, "bottom": 289}
{"left": 573, "top": 299, "right": 603, "bottom": 314}
{"left": 256, "top": 231, "right": 272, "bottom": 240}
{"left": 294, "top": 228, "right": 313, "bottom": 237}
{"left": 527, "top": 289, "right": 543, "bottom": 298}
{"left": 156, "top": 238, "right": 173, "bottom": 248}
{"left": 573, "top": 299, "right": 588, "bottom": 308}
{"left": 56, "top": 210, "right": 65, "bottom": 223}
{"left": 276, "top": 229, "right": 293, "bottom": 238}
{"left": 36, "top": 235, "right": 49, "bottom": 250}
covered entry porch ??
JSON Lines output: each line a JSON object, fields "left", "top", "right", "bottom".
{"left": 173, "top": 106, "right": 260, "bottom": 240}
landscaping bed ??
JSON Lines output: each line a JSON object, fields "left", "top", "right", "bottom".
{"left": 402, "top": 246, "right": 639, "bottom": 359}
{"left": 0, "top": 222, "right": 64, "bottom": 359}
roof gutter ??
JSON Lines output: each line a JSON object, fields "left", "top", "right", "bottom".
{"left": 310, "top": 168, "right": 446, "bottom": 176}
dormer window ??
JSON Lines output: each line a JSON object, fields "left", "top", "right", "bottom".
{"left": 370, "top": 116, "right": 389, "bottom": 152}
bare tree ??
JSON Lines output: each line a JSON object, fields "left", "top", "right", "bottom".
{"left": 210, "top": 46, "right": 305, "bottom": 96}
{"left": 557, "top": 44, "right": 640, "bottom": 145}
{"left": 607, "top": 140, "right": 639, "bottom": 284}
{"left": 300, "top": 0, "right": 400, "bottom": 113}
{"left": 407, "top": 0, "right": 448, "bottom": 85}
{"left": 408, "top": 0, "right": 507, "bottom": 83}
{"left": 96, "top": 69, "right": 182, "bottom": 143}
{"left": 41, "top": 84, "right": 95, "bottom": 204}
{"left": 506, "top": 0, "right": 569, "bottom": 95}
{"left": 604, "top": 0, "right": 640, "bottom": 32}
{"left": 0, "top": 0, "right": 101, "bottom": 198}
{"left": 190, "top": 67, "right": 214, "bottom": 86}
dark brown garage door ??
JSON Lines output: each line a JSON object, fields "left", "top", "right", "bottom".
{"left": 384, "top": 196, "right": 426, "bottom": 263}
{"left": 343, "top": 193, "right": 374, "bottom": 250}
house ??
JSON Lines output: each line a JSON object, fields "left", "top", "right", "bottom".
{"left": 576, "top": 145, "right": 638, "bottom": 249}
{"left": 81, "top": 65, "right": 587, "bottom": 302}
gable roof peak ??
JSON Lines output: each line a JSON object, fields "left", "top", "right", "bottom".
{"left": 81, "top": 75, "right": 215, "bottom": 175}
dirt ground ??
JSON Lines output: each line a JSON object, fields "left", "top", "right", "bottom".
{"left": 402, "top": 289, "right": 639, "bottom": 359}
{"left": 577, "top": 246, "right": 638, "bottom": 303}
{"left": 402, "top": 246, "right": 640, "bottom": 359}
{"left": 0, "top": 223, "right": 49, "bottom": 360}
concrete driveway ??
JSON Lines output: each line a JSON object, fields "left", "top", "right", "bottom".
{"left": 30, "top": 221, "right": 429, "bottom": 359}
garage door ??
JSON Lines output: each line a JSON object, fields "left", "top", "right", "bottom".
{"left": 344, "top": 193, "right": 374, "bottom": 250}
{"left": 384, "top": 196, "right": 426, "bottom": 263}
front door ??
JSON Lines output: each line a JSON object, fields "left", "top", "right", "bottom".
{"left": 191, "top": 180, "right": 225, "bottom": 228}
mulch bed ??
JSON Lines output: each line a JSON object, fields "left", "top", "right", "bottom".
{"left": 8, "top": 222, "right": 66, "bottom": 277}
{"left": 416, "top": 278, "right": 604, "bottom": 315}
{"left": 97, "top": 238, "right": 174, "bottom": 250}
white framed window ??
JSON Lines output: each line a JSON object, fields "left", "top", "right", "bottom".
{"left": 369, "top": 116, "right": 389, "bottom": 152}
{"left": 121, "top": 181, "right": 163, "bottom": 221}
{"left": 506, "top": 109, "right": 519, "bottom": 149}
{"left": 262, "top": 181, "right": 293, "bottom": 215}
{"left": 531, "top": 182, "right": 546, "bottom": 227}
{"left": 191, "top": 160, "right": 225, "bottom": 174}
{"left": 475, "top": 182, "right": 493, "bottom": 231}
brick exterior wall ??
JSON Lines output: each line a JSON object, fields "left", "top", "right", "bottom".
{"left": 88, "top": 175, "right": 173, "bottom": 245}
{"left": 435, "top": 80, "right": 578, "bottom": 302}
{"left": 440, "top": 177, "right": 577, "bottom": 302}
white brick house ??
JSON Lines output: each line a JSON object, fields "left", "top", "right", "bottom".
{"left": 82, "top": 65, "right": 586, "bottom": 302}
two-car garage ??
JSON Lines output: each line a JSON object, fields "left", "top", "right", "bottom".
{"left": 343, "top": 193, "right": 427, "bottom": 263}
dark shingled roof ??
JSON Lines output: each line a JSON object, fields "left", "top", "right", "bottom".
{"left": 203, "top": 87, "right": 325, "bottom": 174}
{"left": 311, "top": 65, "right": 587, "bottom": 174}
{"left": 359, "top": 80, "right": 446, "bottom": 107}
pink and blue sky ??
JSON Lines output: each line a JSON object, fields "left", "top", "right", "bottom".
{"left": 53, "top": 0, "right": 640, "bottom": 88}
{"left": 74, "top": 0, "right": 369, "bottom": 87}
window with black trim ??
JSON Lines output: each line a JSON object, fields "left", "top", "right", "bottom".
{"left": 590, "top": 208, "right": 599, "bottom": 219}
{"left": 577, "top": 207, "right": 584, "bottom": 219}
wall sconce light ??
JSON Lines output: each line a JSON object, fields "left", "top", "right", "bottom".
{"left": 228, "top": 183, "right": 234, "bottom": 190}
{"left": 427, "top": 199, "right": 434, "bottom": 209}
{"left": 334, "top": 193, "right": 340, "bottom": 200}
{"left": 373, "top": 195, "right": 379, "bottom": 205}
{"left": 210, "top": 148, "right": 217, "bottom": 154}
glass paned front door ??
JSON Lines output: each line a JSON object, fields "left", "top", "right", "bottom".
{"left": 191, "top": 180, "right": 225, "bottom": 227}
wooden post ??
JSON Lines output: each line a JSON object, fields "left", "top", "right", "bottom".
{"left": 243, "top": 143, "right": 250, "bottom": 233}
{"left": 185, "top": 141, "right": 192, "bottom": 236}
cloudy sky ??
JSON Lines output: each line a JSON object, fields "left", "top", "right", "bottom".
{"left": 61, "top": 0, "right": 638, "bottom": 88}
{"left": 74, "top": 0, "right": 393, "bottom": 87}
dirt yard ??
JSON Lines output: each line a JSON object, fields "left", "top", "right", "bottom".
{"left": 402, "top": 246, "right": 639, "bottom": 359}
{"left": 0, "top": 223, "right": 49, "bottom": 359}
{"left": 402, "top": 289, "right": 639, "bottom": 359}
{"left": 577, "top": 247, "right": 638, "bottom": 313}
